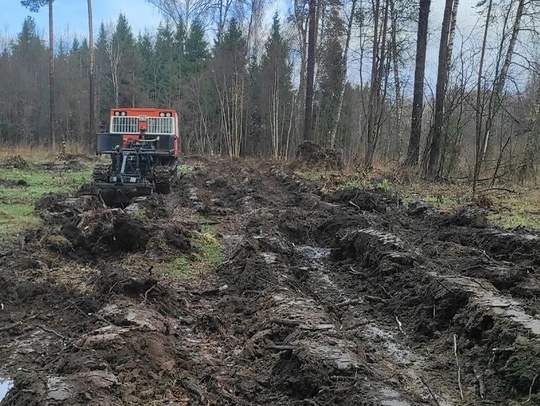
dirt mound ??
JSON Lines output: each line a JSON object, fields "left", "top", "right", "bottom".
{"left": 35, "top": 193, "right": 103, "bottom": 218}
{"left": 218, "top": 236, "right": 294, "bottom": 293}
{"left": 124, "top": 195, "right": 169, "bottom": 219}
{"left": 35, "top": 159, "right": 84, "bottom": 172}
{"left": 291, "top": 140, "right": 343, "bottom": 170}
{"left": 0, "top": 178, "right": 28, "bottom": 188}
{"left": 1, "top": 155, "right": 29, "bottom": 169}
{"left": 31, "top": 194, "right": 195, "bottom": 260}
{"left": 326, "top": 188, "right": 401, "bottom": 212}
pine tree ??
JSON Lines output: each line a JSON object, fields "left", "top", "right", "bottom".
{"left": 154, "top": 23, "right": 176, "bottom": 105}
{"left": 136, "top": 31, "right": 156, "bottom": 103}
{"left": 95, "top": 23, "right": 112, "bottom": 126}
{"left": 184, "top": 20, "right": 209, "bottom": 74}
{"left": 11, "top": 17, "right": 48, "bottom": 145}
{"left": 112, "top": 14, "right": 137, "bottom": 107}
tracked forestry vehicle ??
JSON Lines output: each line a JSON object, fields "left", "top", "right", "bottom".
{"left": 90, "top": 108, "right": 179, "bottom": 206}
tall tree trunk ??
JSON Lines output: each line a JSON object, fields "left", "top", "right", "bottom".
{"left": 389, "top": 0, "right": 402, "bottom": 158}
{"left": 426, "top": 0, "right": 456, "bottom": 178}
{"left": 484, "top": 0, "right": 524, "bottom": 157}
{"left": 473, "top": 0, "right": 525, "bottom": 192}
{"left": 405, "top": 0, "right": 431, "bottom": 166}
{"left": 364, "top": 0, "right": 389, "bottom": 169}
{"left": 88, "top": 0, "right": 95, "bottom": 150}
{"left": 48, "top": 0, "right": 55, "bottom": 150}
{"left": 473, "top": 0, "right": 492, "bottom": 192}
{"left": 294, "top": 0, "right": 308, "bottom": 148}
{"left": 330, "top": 0, "right": 357, "bottom": 149}
{"left": 365, "top": 0, "right": 381, "bottom": 169}
{"left": 304, "top": 0, "right": 318, "bottom": 141}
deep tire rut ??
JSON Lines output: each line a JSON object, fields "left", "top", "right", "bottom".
{"left": 1, "top": 158, "right": 539, "bottom": 405}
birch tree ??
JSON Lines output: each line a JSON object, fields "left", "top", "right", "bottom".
{"left": 304, "top": 0, "right": 319, "bottom": 142}
{"left": 329, "top": 0, "right": 357, "bottom": 149}
{"left": 212, "top": 19, "right": 247, "bottom": 157}
{"left": 88, "top": 0, "right": 95, "bottom": 144}
{"left": 260, "top": 15, "right": 293, "bottom": 159}
{"left": 364, "top": 0, "right": 390, "bottom": 169}
{"left": 473, "top": 0, "right": 525, "bottom": 192}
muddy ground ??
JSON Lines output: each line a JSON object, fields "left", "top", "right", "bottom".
{"left": 1, "top": 157, "right": 540, "bottom": 405}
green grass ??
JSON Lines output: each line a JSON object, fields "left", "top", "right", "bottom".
{"left": 296, "top": 168, "right": 540, "bottom": 231}
{"left": 296, "top": 169, "right": 395, "bottom": 193}
{"left": 0, "top": 204, "right": 41, "bottom": 239}
{"left": 160, "top": 224, "right": 222, "bottom": 279}
{"left": 196, "top": 224, "right": 222, "bottom": 263}
{"left": 165, "top": 256, "right": 189, "bottom": 277}
{"left": 178, "top": 164, "right": 197, "bottom": 175}
{"left": 0, "top": 165, "right": 93, "bottom": 242}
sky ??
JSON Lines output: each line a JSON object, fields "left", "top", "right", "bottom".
{"left": 0, "top": 0, "right": 480, "bottom": 40}
{"left": 0, "top": 0, "right": 162, "bottom": 39}
{"left": 0, "top": 0, "right": 490, "bottom": 85}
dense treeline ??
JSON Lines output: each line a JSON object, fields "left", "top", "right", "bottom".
{"left": 2, "top": 0, "right": 540, "bottom": 184}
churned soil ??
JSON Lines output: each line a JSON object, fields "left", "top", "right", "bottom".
{"left": 1, "top": 157, "right": 539, "bottom": 405}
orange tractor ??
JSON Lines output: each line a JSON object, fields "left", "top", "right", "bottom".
{"left": 90, "top": 108, "right": 179, "bottom": 205}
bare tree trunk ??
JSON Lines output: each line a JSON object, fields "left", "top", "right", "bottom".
{"left": 293, "top": 0, "right": 308, "bottom": 146}
{"left": 48, "top": 0, "right": 55, "bottom": 150}
{"left": 365, "top": 0, "right": 381, "bottom": 169}
{"left": 473, "top": 0, "right": 525, "bottom": 192}
{"left": 364, "top": 0, "right": 389, "bottom": 169}
{"left": 304, "top": 0, "right": 318, "bottom": 141}
{"left": 271, "top": 74, "right": 280, "bottom": 158}
{"left": 88, "top": 0, "right": 95, "bottom": 150}
{"left": 473, "top": 0, "right": 492, "bottom": 192}
{"left": 389, "top": 0, "right": 402, "bottom": 159}
{"left": 106, "top": 37, "right": 121, "bottom": 108}
{"left": 426, "top": 0, "right": 456, "bottom": 178}
{"left": 405, "top": 0, "right": 430, "bottom": 166}
{"left": 330, "top": 0, "right": 357, "bottom": 149}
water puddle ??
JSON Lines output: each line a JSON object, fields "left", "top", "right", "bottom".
{"left": 296, "top": 245, "right": 331, "bottom": 261}
{"left": 380, "top": 388, "right": 411, "bottom": 406}
{"left": 367, "top": 326, "right": 454, "bottom": 406}
{"left": 0, "top": 379, "right": 13, "bottom": 402}
{"left": 261, "top": 252, "right": 277, "bottom": 264}
{"left": 367, "top": 325, "right": 416, "bottom": 366}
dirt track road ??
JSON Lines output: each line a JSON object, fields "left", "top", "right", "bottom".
{"left": 1, "top": 158, "right": 540, "bottom": 405}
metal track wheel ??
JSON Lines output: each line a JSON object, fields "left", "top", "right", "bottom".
{"left": 92, "top": 164, "right": 110, "bottom": 182}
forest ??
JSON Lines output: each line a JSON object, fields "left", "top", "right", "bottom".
{"left": 2, "top": 0, "right": 540, "bottom": 184}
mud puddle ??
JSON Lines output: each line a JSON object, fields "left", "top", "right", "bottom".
{"left": 301, "top": 243, "right": 458, "bottom": 405}
{"left": 0, "top": 379, "right": 12, "bottom": 402}
{"left": 379, "top": 388, "right": 411, "bottom": 406}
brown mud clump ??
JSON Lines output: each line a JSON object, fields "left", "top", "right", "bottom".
{"left": 291, "top": 140, "right": 343, "bottom": 170}
{"left": 0, "top": 178, "right": 28, "bottom": 188}
{"left": 1, "top": 155, "right": 30, "bottom": 169}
